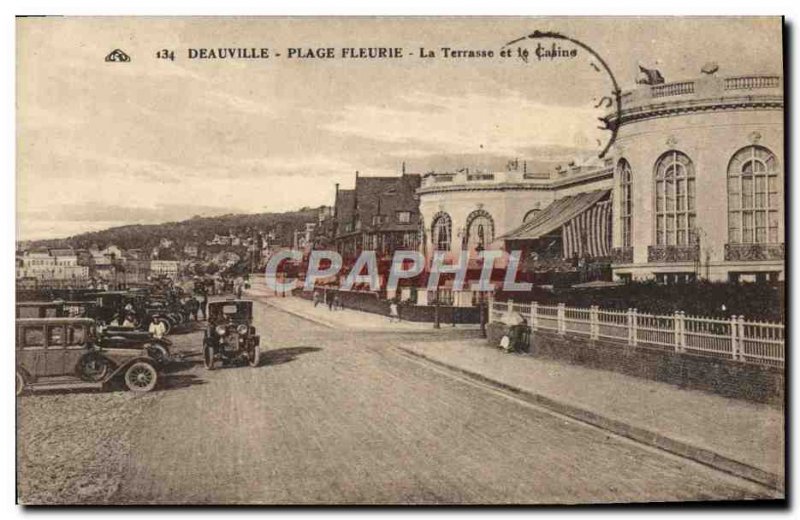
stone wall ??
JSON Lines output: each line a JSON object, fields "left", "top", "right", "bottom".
{"left": 528, "top": 330, "right": 783, "bottom": 406}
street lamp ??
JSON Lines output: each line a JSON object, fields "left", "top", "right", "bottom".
{"left": 475, "top": 243, "right": 487, "bottom": 338}
{"left": 433, "top": 289, "right": 440, "bottom": 329}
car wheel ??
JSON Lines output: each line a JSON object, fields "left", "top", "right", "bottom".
{"left": 78, "top": 353, "right": 111, "bottom": 382}
{"left": 16, "top": 370, "right": 25, "bottom": 397}
{"left": 203, "top": 345, "right": 216, "bottom": 370}
{"left": 249, "top": 344, "right": 260, "bottom": 367}
{"left": 158, "top": 317, "right": 172, "bottom": 336}
{"left": 124, "top": 362, "right": 158, "bottom": 392}
{"left": 147, "top": 343, "right": 170, "bottom": 364}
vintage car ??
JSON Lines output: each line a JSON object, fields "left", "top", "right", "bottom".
{"left": 16, "top": 300, "right": 95, "bottom": 319}
{"left": 97, "top": 326, "right": 173, "bottom": 365}
{"left": 203, "top": 300, "right": 261, "bottom": 369}
{"left": 16, "top": 317, "right": 161, "bottom": 395}
{"left": 83, "top": 290, "right": 188, "bottom": 335}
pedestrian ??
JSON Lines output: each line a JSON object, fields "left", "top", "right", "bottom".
{"left": 199, "top": 292, "right": 208, "bottom": 320}
{"left": 333, "top": 293, "right": 342, "bottom": 311}
{"left": 389, "top": 300, "right": 400, "bottom": 323}
{"left": 188, "top": 296, "right": 200, "bottom": 321}
{"left": 327, "top": 290, "right": 334, "bottom": 311}
{"left": 313, "top": 289, "right": 321, "bottom": 307}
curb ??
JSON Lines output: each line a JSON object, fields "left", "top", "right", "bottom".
{"left": 397, "top": 346, "right": 784, "bottom": 493}
{"left": 262, "top": 298, "right": 481, "bottom": 335}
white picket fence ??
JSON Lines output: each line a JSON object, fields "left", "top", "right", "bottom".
{"left": 489, "top": 298, "right": 784, "bottom": 368}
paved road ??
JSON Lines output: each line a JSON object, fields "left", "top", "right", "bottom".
{"left": 114, "top": 295, "right": 771, "bottom": 504}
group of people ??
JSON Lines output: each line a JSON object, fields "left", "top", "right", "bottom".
{"left": 311, "top": 287, "right": 403, "bottom": 324}
{"left": 312, "top": 288, "right": 343, "bottom": 311}
{"left": 180, "top": 293, "right": 208, "bottom": 321}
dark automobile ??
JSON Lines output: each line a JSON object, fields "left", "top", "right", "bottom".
{"left": 16, "top": 317, "right": 161, "bottom": 395}
{"left": 16, "top": 300, "right": 95, "bottom": 319}
{"left": 97, "top": 326, "right": 173, "bottom": 365}
{"left": 203, "top": 300, "right": 260, "bottom": 369}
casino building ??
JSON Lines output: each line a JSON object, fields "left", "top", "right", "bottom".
{"left": 417, "top": 66, "right": 784, "bottom": 285}
{"left": 605, "top": 68, "right": 784, "bottom": 283}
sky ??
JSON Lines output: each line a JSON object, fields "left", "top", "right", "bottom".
{"left": 16, "top": 16, "right": 782, "bottom": 240}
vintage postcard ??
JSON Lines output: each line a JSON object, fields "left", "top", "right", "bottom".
{"left": 15, "top": 16, "right": 785, "bottom": 505}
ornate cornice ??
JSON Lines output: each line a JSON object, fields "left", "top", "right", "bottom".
{"left": 417, "top": 169, "right": 613, "bottom": 197}
{"left": 607, "top": 95, "right": 783, "bottom": 129}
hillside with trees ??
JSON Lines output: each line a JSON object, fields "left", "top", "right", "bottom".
{"left": 27, "top": 208, "right": 320, "bottom": 251}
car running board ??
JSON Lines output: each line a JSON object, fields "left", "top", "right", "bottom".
{"left": 26, "top": 381, "right": 104, "bottom": 391}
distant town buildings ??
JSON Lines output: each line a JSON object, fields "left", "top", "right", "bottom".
{"left": 16, "top": 248, "right": 89, "bottom": 281}
{"left": 150, "top": 260, "right": 180, "bottom": 278}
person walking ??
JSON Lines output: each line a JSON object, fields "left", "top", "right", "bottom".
{"left": 389, "top": 300, "right": 400, "bottom": 323}
{"left": 199, "top": 292, "right": 208, "bottom": 320}
{"left": 188, "top": 296, "right": 200, "bottom": 321}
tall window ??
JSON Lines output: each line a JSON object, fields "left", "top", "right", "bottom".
{"left": 727, "top": 146, "right": 780, "bottom": 244}
{"left": 654, "top": 151, "right": 695, "bottom": 246}
{"left": 431, "top": 213, "right": 452, "bottom": 251}
{"left": 618, "top": 159, "right": 633, "bottom": 248}
{"left": 465, "top": 210, "right": 494, "bottom": 251}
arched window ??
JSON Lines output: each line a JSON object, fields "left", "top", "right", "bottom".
{"left": 431, "top": 213, "right": 452, "bottom": 251}
{"left": 464, "top": 210, "right": 495, "bottom": 251}
{"left": 523, "top": 208, "right": 541, "bottom": 223}
{"left": 618, "top": 159, "right": 633, "bottom": 248}
{"left": 727, "top": 146, "right": 780, "bottom": 244}
{"left": 654, "top": 151, "right": 695, "bottom": 246}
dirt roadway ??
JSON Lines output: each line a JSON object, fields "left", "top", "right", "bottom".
{"left": 101, "top": 297, "right": 771, "bottom": 505}
{"left": 16, "top": 294, "right": 774, "bottom": 504}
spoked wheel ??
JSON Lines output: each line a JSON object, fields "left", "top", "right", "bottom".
{"left": 16, "top": 371, "right": 25, "bottom": 397}
{"left": 124, "top": 362, "right": 158, "bottom": 392}
{"left": 249, "top": 344, "right": 260, "bottom": 367}
{"left": 203, "top": 345, "right": 216, "bottom": 370}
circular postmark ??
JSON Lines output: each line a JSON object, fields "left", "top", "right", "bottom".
{"left": 501, "top": 30, "right": 622, "bottom": 159}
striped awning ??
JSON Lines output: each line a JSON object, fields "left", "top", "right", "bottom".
{"left": 500, "top": 189, "right": 612, "bottom": 258}
{"left": 501, "top": 190, "right": 609, "bottom": 241}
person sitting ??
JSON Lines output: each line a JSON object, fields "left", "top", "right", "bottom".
{"left": 148, "top": 319, "right": 167, "bottom": 339}
{"left": 121, "top": 313, "right": 136, "bottom": 328}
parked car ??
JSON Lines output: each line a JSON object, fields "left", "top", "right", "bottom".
{"left": 16, "top": 317, "right": 161, "bottom": 395}
{"left": 16, "top": 300, "right": 95, "bottom": 319}
{"left": 97, "top": 325, "right": 173, "bottom": 365}
{"left": 203, "top": 300, "right": 261, "bottom": 369}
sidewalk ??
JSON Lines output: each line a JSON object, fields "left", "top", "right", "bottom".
{"left": 248, "top": 285, "right": 479, "bottom": 334}
{"left": 399, "top": 339, "right": 784, "bottom": 492}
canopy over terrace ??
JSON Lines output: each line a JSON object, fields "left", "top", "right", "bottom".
{"left": 499, "top": 189, "right": 612, "bottom": 261}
